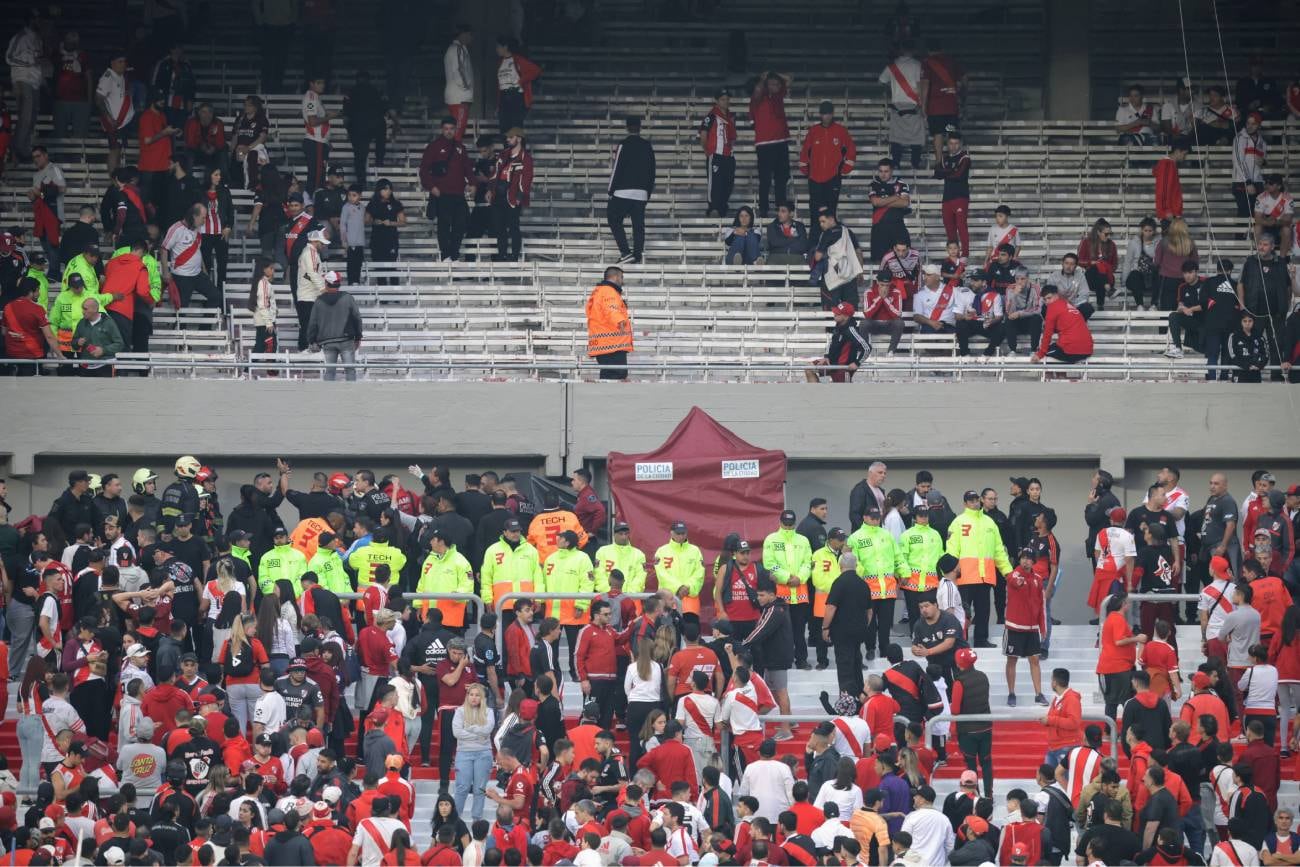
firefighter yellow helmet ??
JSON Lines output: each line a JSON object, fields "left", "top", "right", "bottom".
{"left": 132, "top": 468, "right": 157, "bottom": 494}
{"left": 175, "top": 456, "right": 201, "bottom": 479}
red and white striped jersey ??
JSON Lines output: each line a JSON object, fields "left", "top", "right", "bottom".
{"left": 1065, "top": 745, "right": 1101, "bottom": 805}
{"left": 162, "top": 221, "right": 203, "bottom": 277}
{"left": 302, "top": 89, "right": 330, "bottom": 143}
{"left": 1232, "top": 128, "right": 1266, "bottom": 183}
{"left": 718, "top": 682, "right": 761, "bottom": 735}
{"left": 1164, "top": 485, "right": 1190, "bottom": 540}
{"left": 1093, "top": 526, "right": 1136, "bottom": 573}
{"left": 1255, "top": 190, "right": 1294, "bottom": 221}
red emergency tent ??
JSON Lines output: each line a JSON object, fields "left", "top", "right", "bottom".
{"left": 606, "top": 407, "right": 787, "bottom": 616}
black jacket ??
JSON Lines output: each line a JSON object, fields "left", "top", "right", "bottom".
{"left": 305, "top": 290, "right": 363, "bottom": 345}
{"left": 740, "top": 597, "right": 794, "bottom": 671}
{"left": 475, "top": 509, "right": 514, "bottom": 570}
{"left": 1084, "top": 488, "right": 1120, "bottom": 553}
{"left": 952, "top": 667, "right": 991, "bottom": 735}
{"left": 796, "top": 513, "right": 827, "bottom": 553}
{"left": 50, "top": 488, "right": 96, "bottom": 542}
{"left": 163, "top": 174, "right": 204, "bottom": 229}
{"left": 848, "top": 480, "right": 883, "bottom": 531}
{"left": 765, "top": 218, "right": 810, "bottom": 257}
{"left": 1238, "top": 254, "right": 1291, "bottom": 318}
{"left": 264, "top": 830, "right": 317, "bottom": 866}
{"left": 949, "top": 836, "right": 996, "bottom": 866}
{"left": 804, "top": 745, "right": 842, "bottom": 798}
{"left": 92, "top": 493, "right": 128, "bottom": 535}
{"left": 608, "top": 134, "right": 656, "bottom": 197}
{"left": 1281, "top": 307, "right": 1300, "bottom": 370}
{"left": 226, "top": 503, "right": 275, "bottom": 564}
{"left": 823, "top": 316, "right": 871, "bottom": 367}
{"left": 1227, "top": 328, "right": 1269, "bottom": 371}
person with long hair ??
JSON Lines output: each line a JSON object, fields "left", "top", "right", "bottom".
{"left": 233, "top": 95, "right": 269, "bottom": 189}
{"left": 1096, "top": 591, "right": 1147, "bottom": 721}
{"left": 883, "top": 488, "right": 909, "bottom": 540}
{"left": 221, "top": 612, "right": 270, "bottom": 730}
{"left": 814, "top": 755, "right": 865, "bottom": 818}
{"left": 1122, "top": 217, "right": 1160, "bottom": 309}
{"left": 256, "top": 594, "right": 295, "bottom": 676}
{"left": 247, "top": 161, "right": 286, "bottom": 260}
{"left": 639, "top": 707, "right": 668, "bottom": 757}
{"left": 451, "top": 682, "right": 494, "bottom": 823}
{"left": 432, "top": 790, "right": 473, "bottom": 851}
{"left": 1076, "top": 218, "right": 1119, "bottom": 311}
{"left": 1271, "top": 606, "right": 1300, "bottom": 756}
{"left": 199, "top": 165, "right": 234, "bottom": 290}
{"left": 1152, "top": 216, "right": 1198, "bottom": 311}
{"left": 625, "top": 639, "right": 664, "bottom": 768}
{"left": 16, "top": 657, "right": 49, "bottom": 793}
{"left": 199, "top": 559, "right": 245, "bottom": 664}
{"left": 364, "top": 179, "right": 405, "bottom": 285}
{"left": 382, "top": 828, "right": 419, "bottom": 865}
{"left": 276, "top": 578, "right": 301, "bottom": 635}
{"left": 722, "top": 205, "right": 763, "bottom": 265}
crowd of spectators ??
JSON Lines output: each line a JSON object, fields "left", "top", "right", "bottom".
{"left": 0, "top": 454, "right": 1296, "bottom": 865}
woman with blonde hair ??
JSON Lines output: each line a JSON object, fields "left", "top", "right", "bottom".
{"left": 624, "top": 638, "right": 664, "bottom": 767}
{"left": 1152, "top": 215, "right": 1198, "bottom": 311}
{"left": 638, "top": 708, "right": 668, "bottom": 756}
{"left": 452, "top": 682, "right": 495, "bottom": 822}
{"left": 200, "top": 559, "right": 245, "bottom": 663}
{"left": 220, "top": 613, "right": 270, "bottom": 731}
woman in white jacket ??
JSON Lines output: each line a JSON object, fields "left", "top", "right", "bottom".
{"left": 443, "top": 27, "right": 474, "bottom": 141}
{"left": 387, "top": 660, "right": 424, "bottom": 751}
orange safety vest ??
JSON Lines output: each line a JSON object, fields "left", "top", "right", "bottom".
{"left": 291, "top": 517, "right": 332, "bottom": 561}
{"left": 585, "top": 281, "right": 634, "bottom": 356}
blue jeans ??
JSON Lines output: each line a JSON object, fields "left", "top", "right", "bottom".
{"left": 17, "top": 714, "right": 43, "bottom": 793}
{"left": 1044, "top": 746, "right": 1072, "bottom": 769}
{"left": 1182, "top": 799, "right": 1206, "bottom": 856}
{"left": 322, "top": 342, "right": 357, "bottom": 381}
{"left": 453, "top": 748, "right": 493, "bottom": 821}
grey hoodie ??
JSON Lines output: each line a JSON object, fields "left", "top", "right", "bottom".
{"left": 305, "top": 289, "right": 363, "bottom": 346}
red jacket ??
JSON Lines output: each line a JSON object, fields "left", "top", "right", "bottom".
{"left": 1241, "top": 738, "right": 1281, "bottom": 809}
{"left": 497, "top": 53, "right": 541, "bottom": 107}
{"left": 1153, "top": 157, "right": 1183, "bottom": 220}
{"left": 861, "top": 282, "right": 905, "bottom": 321}
{"left": 420, "top": 843, "right": 462, "bottom": 866}
{"left": 800, "top": 122, "right": 856, "bottom": 183}
{"left": 636, "top": 740, "right": 699, "bottom": 799}
{"left": 418, "top": 137, "right": 474, "bottom": 196}
{"left": 575, "top": 623, "right": 618, "bottom": 680}
{"left": 490, "top": 824, "right": 530, "bottom": 860}
{"left": 493, "top": 147, "right": 534, "bottom": 209}
{"left": 102, "top": 252, "right": 154, "bottom": 319}
{"left": 542, "top": 839, "right": 579, "bottom": 865}
{"left": 1037, "top": 297, "right": 1094, "bottom": 358}
{"left": 303, "top": 655, "right": 340, "bottom": 723}
{"left": 1268, "top": 631, "right": 1300, "bottom": 682}
{"left": 1045, "top": 687, "right": 1083, "bottom": 750}
{"left": 141, "top": 683, "right": 193, "bottom": 735}
{"left": 183, "top": 117, "right": 226, "bottom": 152}
{"left": 749, "top": 84, "right": 790, "bottom": 146}
{"left": 998, "top": 820, "right": 1043, "bottom": 866}
{"left": 1250, "top": 576, "right": 1293, "bottom": 637}
{"left": 505, "top": 621, "right": 533, "bottom": 677}
{"left": 305, "top": 822, "right": 351, "bottom": 867}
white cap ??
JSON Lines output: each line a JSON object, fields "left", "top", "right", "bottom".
{"left": 38, "top": 817, "right": 55, "bottom": 830}
{"left": 103, "top": 846, "right": 126, "bottom": 865}
{"left": 125, "top": 644, "right": 149, "bottom": 659}
{"left": 921, "top": 263, "right": 941, "bottom": 276}
{"left": 324, "top": 270, "right": 342, "bottom": 286}
{"left": 307, "top": 229, "right": 330, "bottom": 243}
{"left": 322, "top": 784, "right": 342, "bottom": 804}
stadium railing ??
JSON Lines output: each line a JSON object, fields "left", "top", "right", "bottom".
{"left": 493, "top": 592, "right": 657, "bottom": 657}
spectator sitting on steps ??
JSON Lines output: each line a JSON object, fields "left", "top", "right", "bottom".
{"left": 764, "top": 201, "right": 809, "bottom": 266}
{"left": 722, "top": 206, "right": 764, "bottom": 266}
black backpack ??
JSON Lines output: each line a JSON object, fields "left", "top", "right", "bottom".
{"left": 211, "top": 579, "right": 243, "bottom": 630}
{"left": 221, "top": 639, "right": 256, "bottom": 678}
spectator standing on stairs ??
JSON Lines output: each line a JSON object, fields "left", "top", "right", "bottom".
{"left": 878, "top": 42, "right": 926, "bottom": 171}
{"left": 420, "top": 118, "right": 475, "bottom": 262}
{"left": 343, "top": 71, "right": 396, "bottom": 190}
{"left": 495, "top": 37, "right": 541, "bottom": 134}
{"left": 813, "top": 208, "right": 864, "bottom": 311}
{"left": 799, "top": 101, "right": 855, "bottom": 248}
{"left": 700, "top": 90, "right": 737, "bottom": 219}
{"left": 490, "top": 129, "right": 533, "bottom": 262}
{"left": 867, "top": 159, "right": 911, "bottom": 263}
{"left": 921, "top": 43, "right": 966, "bottom": 166}
{"left": 585, "top": 266, "right": 633, "bottom": 381}
{"left": 934, "top": 129, "right": 971, "bottom": 257}
{"left": 1237, "top": 235, "right": 1293, "bottom": 380}
{"left": 296, "top": 229, "right": 329, "bottom": 349}
{"left": 443, "top": 24, "right": 475, "bottom": 142}
{"left": 301, "top": 77, "right": 337, "bottom": 195}
{"left": 365, "top": 180, "right": 406, "bottom": 284}
{"left": 307, "top": 270, "right": 363, "bottom": 382}
{"left": 749, "top": 71, "right": 791, "bottom": 219}
{"left": 1152, "top": 217, "right": 1198, "bottom": 312}
{"left": 4, "top": 10, "right": 40, "bottom": 163}
{"left": 606, "top": 116, "right": 656, "bottom": 266}
{"left": 1232, "top": 112, "right": 1267, "bottom": 218}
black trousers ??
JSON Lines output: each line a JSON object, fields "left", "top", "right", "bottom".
{"left": 493, "top": 200, "right": 522, "bottom": 258}
{"left": 350, "top": 128, "right": 387, "bottom": 190}
{"left": 588, "top": 678, "right": 618, "bottom": 730}
{"left": 109, "top": 311, "right": 133, "bottom": 353}
{"left": 254, "top": 325, "right": 277, "bottom": 355}
{"left": 200, "top": 234, "right": 228, "bottom": 289}
{"left": 595, "top": 350, "right": 628, "bottom": 380}
{"left": 707, "top": 154, "right": 736, "bottom": 217}
{"left": 1006, "top": 315, "right": 1042, "bottom": 352}
{"left": 863, "top": 598, "right": 895, "bottom": 658}
{"left": 606, "top": 197, "right": 646, "bottom": 259}
{"left": 417, "top": 674, "right": 440, "bottom": 763}
{"left": 260, "top": 26, "right": 291, "bottom": 91}
{"left": 788, "top": 601, "right": 810, "bottom": 666}
{"left": 811, "top": 614, "right": 829, "bottom": 665}
{"left": 626, "top": 700, "right": 660, "bottom": 768}
{"left": 1168, "top": 311, "right": 1200, "bottom": 350}
{"left": 564, "top": 624, "right": 582, "bottom": 677}
{"left": 1126, "top": 270, "right": 1154, "bottom": 307}
{"left": 960, "top": 583, "right": 992, "bottom": 644}
{"left": 755, "top": 141, "right": 789, "bottom": 216}
{"left": 807, "top": 177, "right": 842, "bottom": 246}
{"left": 613, "top": 656, "right": 630, "bottom": 723}
{"left": 296, "top": 301, "right": 314, "bottom": 350}
{"left": 1084, "top": 266, "right": 1111, "bottom": 310}
{"left": 833, "top": 636, "right": 864, "bottom": 698}
{"left": 301, "top": 139, "right": 330, "bottom": 193}
{"left": 132, "top": 309, "right": 152, "bottom": 362}
{"left": 958, "top": 728, "right": 995, "bottom": 798}
{"left": 498, "top": 90, "right": 527, "bottom": 133}
{"left": 346, "top": 247, "right": 364, "bottom": 284}
{"left": 901, "top": 589, "right": 923, "bottom": 627}
{"left": 435, "top": 195, "right": 468, "bottom": 260}
{"left": 955, "top": 320, "right": 1005, "bottom": 355}
{"left": 174, "top": 272, "right": 222, "bottom": 309}
{"left": 438, "top": 708, "right": 456, "bottom": 789}
{"left": 1100, "top": 670, "right": 1134, "bottom": 722}
{"left": 993, "top": 572, "right": 1007, "bottom": 623}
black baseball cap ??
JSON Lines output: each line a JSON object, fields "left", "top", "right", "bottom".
{"left": 504, "top": 519, "right": 522, "bottom": 532}
{"left": 780, "top": 510, "right": 797, "bottom": 524}
{"left": 613, "top": 521, "right": 630, "bottom": 532}
{"left": 828, "top": 527, "right": 847, "bottom": 540}
{"left": 963, "top": 490, "right": 981, "bottom": 501}
{"left": 671, "top": 521, "right": 687, "bottom": 533}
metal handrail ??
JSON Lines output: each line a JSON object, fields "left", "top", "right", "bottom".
{"left": 720, "top": 710, "right": 1120, "bottom": 760}
{"left": 493, "top": 591, "right": 656, "bottom": 657}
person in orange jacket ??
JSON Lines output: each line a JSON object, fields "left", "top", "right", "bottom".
{"left": 101, "top": 239, "right": 155, "bottom": 352}
{"left": 585, "top": 265, "right": 633, "bottom": 380}
{"left": 799, "top": 101, "right": 856, "bottom": 246}
{"left": 528, "top": 494, "right": 589, "bottom": 563}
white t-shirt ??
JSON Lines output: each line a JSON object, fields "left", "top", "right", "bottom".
{"left": 738, "top": 759, "right": 794, "bottom": 822}
{"left": 39, "top": 697, "right": 86, "bottom": 762}
{"left": 1210, "top": 763, "right": 1238, "bottom": 826}
{"left": 39, "top": 594, "right": 60, "bottom": 629}
{"left": 1198, "top": 578, "right": 1236, "bottom": 640}
{"left": 1094, "top": 527, "right": 1136, "bottom": 571}
{"left": 1162, "top": 99, "right": 1195, "bottom": 135}
{"left": 674, "top": 693, "right": 718, "bottom": 741}
{"left": 302, "top": 89, "right": 330, "bottom": 143}
{"left": 351, "top": 816, "right": 405, "bottom": 867}
{"left": 162, "top": 221, "right": 203, "bottom": 277}
{"left": 1239, "top": 664, "right": 1278, "bottom": 712}
{"left": 986, "top": 223, "right": 1019, "bottom": 256}
{"left": 812, "top": 817, "right": 854, "bottom": 850}
{"left": 664, "top": 826, "right": 699, "bottom": 863}
{"left": 938, "top": 578, "right": 966, "bottom": 626}
{"left": 253, "top": 690, "right": 287, "bottom": 732}
{"left": 815, "top": 780, "right": 864, "bottom": 819}
{"left": 1256, "top": 190, "right": 1294, "bottom": 220}
{"left": 1164, "top": 485, "right": 1190, "bottom": 540}
{"left": 95, "top": 69, "right": 135, "bottom": 127}
{"left": 497, "top": 56, "right": 521, "bottom": 91}
{"left": 228, "top": 794, "right": 268, "bottom": 825}
{"left": 202, "top": 580, "right": 246, "bottom": 623}
{"left": 827, "top": 715, "right": 870, "bottom": 757}
{"left": 878, "top": 56, "right": 923, "bottom": 107}
{"left": 1115, "top": 100, "right": 1156, "bottom": 129}
{"left": 1210, "top": 840, "right": 1261, "bottom": 867}
{"left": 900, "top": 806, "right": 955, "bottom": 867}
{"left": 573, "top": 849, "right": 604, "bottom": 867}
{"left": 624, "top": 661, "right": 663, "bottom": 703}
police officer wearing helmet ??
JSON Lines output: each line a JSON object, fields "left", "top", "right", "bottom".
{"left": 951, "top": 641, "right": 994, "bottom": 798}
{"left": 161, "top": 456, "right": 202, "bottom": 531}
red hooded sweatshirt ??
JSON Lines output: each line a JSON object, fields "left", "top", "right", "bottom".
{"left": 102, "top": 252, "right": 154, "bottom": 319}
{"left": 1037, "top": 297, "right": 1094, "bottom": 358}
{"left": 141, "top": 682, "right": 194, "bottom": 736}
